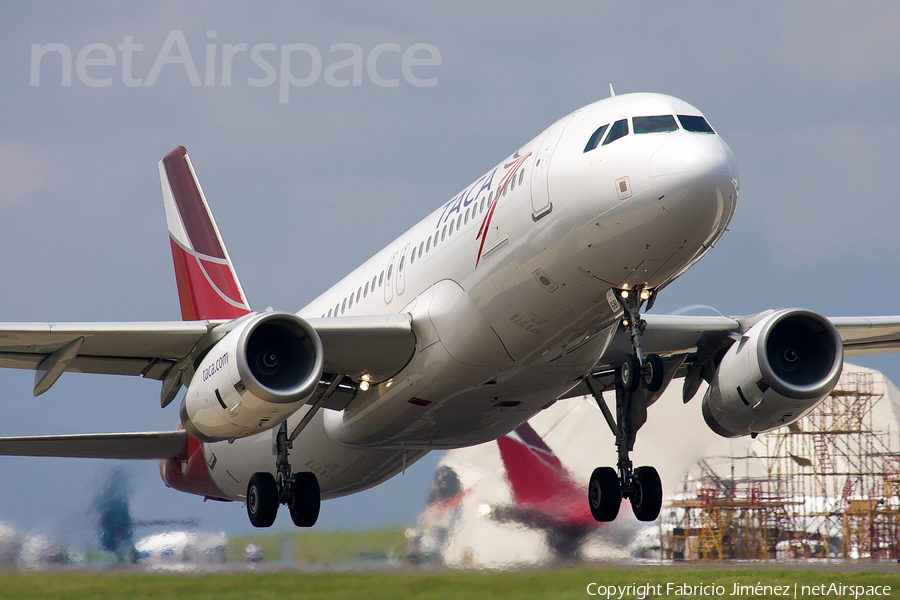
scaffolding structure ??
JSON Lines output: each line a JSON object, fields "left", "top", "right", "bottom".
{"left": 661, "top": 370, "right": 900, "bottom": 560}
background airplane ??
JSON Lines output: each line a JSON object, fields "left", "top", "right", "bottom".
{"left": 1, "top": 3, "right": 899, "bottom": 537}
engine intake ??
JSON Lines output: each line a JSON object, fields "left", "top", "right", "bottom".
{"left": 180, "top": 312, "right": 324, "bottom": 442}
{"left": 237, "top": 316, "right": 321, "bottom": 402}
{"left": 702, "top": 309, "right": 843, "bottom": 438}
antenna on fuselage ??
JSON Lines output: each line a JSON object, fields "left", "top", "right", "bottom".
{"left": 609, "top": 83, "right": 616, "bottom": 97}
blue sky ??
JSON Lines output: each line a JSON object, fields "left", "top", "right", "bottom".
{"left": 1, "top": 2, "right": 899, "bottom": 543}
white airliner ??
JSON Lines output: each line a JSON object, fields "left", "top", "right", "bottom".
{"left": 2, "top": 92, "right": 900, "bottom": 528}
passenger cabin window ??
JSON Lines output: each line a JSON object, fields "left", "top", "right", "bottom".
{"left": 633, "top": 115, "right": 678, "bottom": 134}
{"left": 583, "top": 124, "right": 609, "bottom": 152}
{"left": 678, "top": 114, "right": 715, "bottom": 133}
{"left": 602, "top": 119, "right": 629, "bottom": 146}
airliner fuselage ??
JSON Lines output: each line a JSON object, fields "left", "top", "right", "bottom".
{"left": 170, "top": 92, "right": 738, "bottom": 503}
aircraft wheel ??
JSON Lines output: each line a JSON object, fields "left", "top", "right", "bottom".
{"left": 620, "top": 355, "right": 640, "bottom": 392}
{"left": 630, "top": 466, "right": 662, "bottom": 522}
{"left": 247, "top": 472, "right": 278, "bottom": 528}
{"left": 588, "top": 467, "right": 621, "bottom": 522}
{"left": 642, "top": 354, "right": 664, "bottom": 392}
{"left": 289, "top": 472, "right": 321, "bottom": 528}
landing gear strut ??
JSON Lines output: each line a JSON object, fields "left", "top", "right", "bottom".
{"left": 247, "top": 421, "right": 321, "bottom": 528}
{"left": 586, "top": 285, "right": 664, "bottom": 523}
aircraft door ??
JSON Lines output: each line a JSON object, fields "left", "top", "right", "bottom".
{"left": 397, "top": 244, "right": 410, "bottom": 295}
{"left": 384, "top": 251, "right": 397, "bottom": 304}
{"left": 530, "top": 115, "right": 574, "bottom": 220}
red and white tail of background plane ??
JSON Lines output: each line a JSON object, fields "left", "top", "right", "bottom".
{"left": 159, "top": 146, "right": 251, "bottom": 321}
{"left": 494, "top": 423, "right": 598, "bottom": 537}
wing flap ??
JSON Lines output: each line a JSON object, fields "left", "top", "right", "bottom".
{"left": 0, "top": 430, "right": 188, "bottom": 459}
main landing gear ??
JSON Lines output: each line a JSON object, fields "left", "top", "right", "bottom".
{"left": 586, "top": 286, "right": 664, "bottom": 523}
{"left": 246, "top": 421, "right": 321, "bottom": 528}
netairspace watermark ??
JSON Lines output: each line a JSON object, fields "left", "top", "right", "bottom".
{"left": 30, "top": 30, "right": 441, "bottom": 104}
{"left": 585, "top": 581, "right": 893, "bottom": 599}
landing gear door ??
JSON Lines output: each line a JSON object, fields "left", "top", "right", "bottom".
{"left": 531, "top": 115, "right": 574, "bottom": 220}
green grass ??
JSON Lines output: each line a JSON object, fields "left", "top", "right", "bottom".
{"left": 225, "top": 526, "right": 407, "bottom": 564}
{"left": 0, "top": 567, "right": 898, "bottom": 600}
{"left": 290, "top": 525, "right": 407, "bottom": 564}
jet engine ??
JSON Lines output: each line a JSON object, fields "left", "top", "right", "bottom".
{"left": 180, "top": 312, "right": 324, "bottom": 442}
{"left": 702, "top": 309, "right": 843, "bottom": 438}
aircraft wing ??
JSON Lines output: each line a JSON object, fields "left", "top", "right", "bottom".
{"left": 0, "top": 321, "right": 220, "bottom": 382}
{"left": 0, "top": 314, "right": 415, "bottom": 396}
{"left": 564, "top": 313, "right": 900, "bottom": 401}
{"left": 0, "top": 431, "right": 188, "bottom": 459}
{"left": 828, "top": 316, "right": 900, "bottom": 357}
{"left": 595, "top": 313, "right": 900, "bottom": 369}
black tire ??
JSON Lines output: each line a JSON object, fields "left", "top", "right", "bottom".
{"left": 588, "top": 467, "right": 621, "bottom": 522}
{"left": 642, "top": 354, "right": 664, "bottom": 392}
{"left": 289, "top": 472, "right": 321, "bottom": 527}
{"left": 620, "top": 355, "right": 640, "bottom": 392}
{"left": 630, "top": 466, "right": 662, "bottom": 522}
{"left": 247, "top": 472, "right": 278, "bottom": 528}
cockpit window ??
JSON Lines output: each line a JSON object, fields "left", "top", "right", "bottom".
{"left": 583, "top": 124, "right": 609, "bottom": 153}
{"left": 633, "top": 115, "right": 678, "bottom": 134}
{"left": 677, "top": 115, "right": 715, "bottom": 133}
{"left": 602, "top": 119, "right": 629, "bottom": 146}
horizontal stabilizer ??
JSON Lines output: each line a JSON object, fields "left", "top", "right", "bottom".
{"left": 0, "top": 430, "right": 187, "bottom": 459}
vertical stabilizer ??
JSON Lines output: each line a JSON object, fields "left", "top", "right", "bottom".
{"left": 497, "top": 422, "right": 579, "bottom": 507}
{"left": 159, "top": 147, "right": 252, "bottom": 321}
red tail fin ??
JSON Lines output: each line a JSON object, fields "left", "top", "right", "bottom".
{"left": 496, "top": 422, "right": 579, "bottom": 507}
{"left": 158, "top": 147, "right": 252, "bottom": 321}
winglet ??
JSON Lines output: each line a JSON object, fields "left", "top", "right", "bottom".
{"left": 159, "top": 147, "right": 252, "bottom": 321}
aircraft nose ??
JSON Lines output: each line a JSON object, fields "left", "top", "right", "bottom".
{"left": 649, "top": 135, "right": 738, "bottom": 223}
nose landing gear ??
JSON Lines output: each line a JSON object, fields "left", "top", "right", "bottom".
{"left": 586, "top": 286, "right": 664, "bottom": 523}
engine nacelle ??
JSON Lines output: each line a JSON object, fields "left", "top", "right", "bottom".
{"left": 702, "top": 309, "right": 843, "bottom": 438}
{"left": 180, "top": 312, "right": 324, "bottom": 442}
